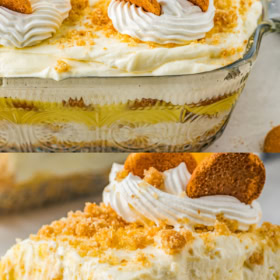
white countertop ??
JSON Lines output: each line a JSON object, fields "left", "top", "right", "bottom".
{"left": 207, "top": 33, "right": 280, "bottom": 152}
{"left": 0, "top": 155, "right": 279, "bottom": 257}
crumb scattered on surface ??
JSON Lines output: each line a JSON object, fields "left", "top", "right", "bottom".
{"left": 248, "top": 250, "right": 264, "bottom": 265}
{"left": 50, "top": 0, "right": 257, "bottom": 51}
{"left": 36, "top": 203, "right": 194, "bottom": 256}
{"left": 116, "top": 169, "right": 129, "bottom": 181}
{"left": 35, "top": 203, "right": 280, "bottom": 259}
{"left": 143, "top": 167, "right": 164, "bottom": 189}
{"left": 55, "top": 60, "right": 71, "bottom": 73}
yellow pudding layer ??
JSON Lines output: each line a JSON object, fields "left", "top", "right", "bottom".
{"left": 0, "top": 92, "right": 239, "bottom": 127}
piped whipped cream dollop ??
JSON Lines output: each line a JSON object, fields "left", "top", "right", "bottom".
{"left": 108, "top": 0, "right": 215, "bottom": 44}
{"left": 103, "top": 162, "right": 262, "bottom": 231}
{"left": 0, "top": 0, "right": 71, "bottom": 48}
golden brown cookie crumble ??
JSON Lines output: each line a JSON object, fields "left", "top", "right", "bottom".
{"left": 34, "top": 203, "right": 280, "bottom": 260}
{"left": 50, "top": 0, "right": 257, "bottom": 51}
{"left": 143, "top": 167, "right": 164, "bottom": 190}
{"left": 36, "top": 203, "right": 195, "bottom": 257}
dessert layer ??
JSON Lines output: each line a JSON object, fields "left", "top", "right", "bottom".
{"left": 1, "top": 204, "right": 280, "bottom": 280}
{"left": 0, "top": 172, "right": 105, "bottom": 212}
{"left": 0, "top": 74, "right": 247, "bottom": 106}
{"left": 0, "top": 0, "right": 262, "bottom": 80}
{"left": 0, "top": 154, "right": 126, "bottom": 212}
{"left": 0, "top": 112, "right": 228, "bottom": 150}
{"left": 0, "top": 93, "right": 238, "bottom": 126}
{"left": 0, "top": 154, "right": 126, "bottom": 184}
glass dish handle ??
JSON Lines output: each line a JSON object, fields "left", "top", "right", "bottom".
{"left": 263, "top": 0, "right": 280, "bottom": 32}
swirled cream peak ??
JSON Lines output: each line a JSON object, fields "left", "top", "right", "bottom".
{"left": 103, "top": 163, "right": 262, "bottom": 231}
{"left": 0, "top": 0, "right": 71, "bottom": 48}
{"left": 108, "top": 0, "right": 215, "bottom": 44}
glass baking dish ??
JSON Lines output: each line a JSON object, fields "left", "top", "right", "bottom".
{"left": 0, "top": 0, "right": 279, "bottom": 152}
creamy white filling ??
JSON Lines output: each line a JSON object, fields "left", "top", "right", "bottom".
{"left": 0, "top": 115, "right": 228, "bottom": 148}
{"left": 0, "top": 0, "right": 71, "bottom": 48}
{"left": 103, "top": 163, "right": 262, "bottom": 230}
{"left": 0, "top": 1, "right": 262, "bottom": 79}
{"left": 2, "top": 235, "right": 280, "bottom": 280}
{"left": 108, "top": 0, "right": 215, "bottom": 44}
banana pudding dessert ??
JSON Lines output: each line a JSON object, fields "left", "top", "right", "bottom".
{"left": 1, "top": 153, "right": 280, "bottom": 279}
{"left": 0, "top": 0, "right": 262, "bottom": 78}
{"left": 0, "top": 153, "right": 126, "bottom": 213}
{"left": 0, "top": 0, "right": 263, "bottom": 151}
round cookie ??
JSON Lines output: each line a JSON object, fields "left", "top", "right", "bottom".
{"left": 0, "top": 0, "right": 32, "bottom": 14}
{"left": 187, "top": 153, "right": 265, "bottom": 204}
{"left": 189, "top": 0, "right": 209, "bottom": 12}
{"left": 124, "top": 153, "right": 197, "bottom": 178}
{"left": 124, "top": 0, "right": 161, "bottom": 16}
{"left": 264, "top": 125, "right": 280, "bottom": 153}
{"left": 191, "top": 153, "right": 211, "bottom": 165}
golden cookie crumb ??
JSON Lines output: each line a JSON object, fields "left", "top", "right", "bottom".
{"left": 248, "top": 250, "right": 264, "bottom": 265}
{"left": 143, "top": 167, "right": 164, "bottom": 189}
{"left": 159, "top": 229, "right": 187, "bottom": 254}
{"left": 34, "top": 203, "right": 280, "bottom": 259}
{"left": 55, "top": 60, "right": 71, "bottom": 73}
{"left": 116, "top": 169, "right": 130, "bottom": 181}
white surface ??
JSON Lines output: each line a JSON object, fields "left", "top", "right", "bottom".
{"left": 207, "top": 33, "right": 280, "bottom": 152}
{"left": 0, "top": 156, "right": 279, "bottom": 257}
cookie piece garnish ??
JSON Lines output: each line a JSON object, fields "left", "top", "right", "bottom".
{"left": 187, "top": 153, "right": 265, "bottom": 204}
{"left": 124, "top": 153, "right": 197, "bottom": 178}
{"left": 0, "top": 0, "right": 32, "bottom": 14}
{"left": 143, "top": 167, "right": 164, "bottom": 189}
{"left": 124, "top": 0, "right": 161, "bottom": 16}
{"left": 264, "top": 125, "right": 280, "bottom": 153}
{"left": 189, "top": 0, "right": 209, "bottom": 12}
{"left": 191, "top": 153, "right": 211, "bottom": 164}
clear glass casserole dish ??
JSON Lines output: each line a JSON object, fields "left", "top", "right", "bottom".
{"left": 0, "top": 0, "right": 279, "bottom": 152}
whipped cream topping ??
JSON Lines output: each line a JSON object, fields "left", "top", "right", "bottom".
{"left": 0, "top": 0, "right": 71, "bottom": 48}
{"left": 103, "top": 163, "right": 262, "bottom": 231}
{"left": 108, "top": 0, "right": 215, "bottom": 44}
{"left": 0, "top": 0, "right": 262, "bottom": 79}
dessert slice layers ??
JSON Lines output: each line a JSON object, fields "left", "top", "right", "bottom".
{"left": 1, "top": 153, "right": 279, "bottom": 280}
{"left": 0, "top": 90, "right": 240, "bottom": 151}
{"left": 0, "top": 154, "right": 126, "bottom": 213}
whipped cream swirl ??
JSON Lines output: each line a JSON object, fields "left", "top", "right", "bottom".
{"left": 103, "top": 163, "right": 262, "bottom": 231}
{"left": 0, "top": 0, "right": 71, "bottom": 48}
{"left": 108, "top": 0, "right": 215, "bottom": 44}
